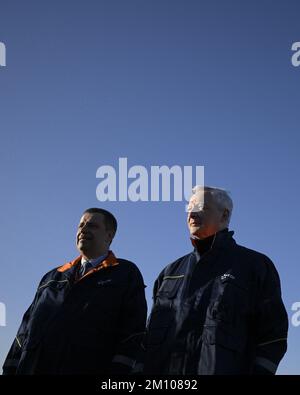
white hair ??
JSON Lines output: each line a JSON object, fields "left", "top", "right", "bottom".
{"left": 191, "top": 185, "right": 233, "bottom": 225}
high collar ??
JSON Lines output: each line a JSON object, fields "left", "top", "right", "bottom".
{"left": 190, "top": 228, "right": 233, "bottom": 257}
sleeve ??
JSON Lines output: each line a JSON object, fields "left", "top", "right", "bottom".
{"left": 151, "top": 269, "right": 165, "bottom": 305}
{"left": 144, "top": 268, "right": 165, "bottom": 330}
{"left": 2, "top": 272, "right": 48, "bottom": 375}
{"left": 2, "top": 297, "right": 37, "bottom": 375}
{"left": 111, "top": 266, "right": 148, "bottom": 375}
{"left": 252, "top": 258, "right": 288, "bottom": 375}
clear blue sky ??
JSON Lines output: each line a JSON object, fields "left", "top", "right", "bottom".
{"left": 0, "top": 0, "right": 299, "bottom": 374}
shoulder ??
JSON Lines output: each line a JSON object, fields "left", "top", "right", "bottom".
{"left": 155, "top": 252, "right": 193, "bottom": 281}
{"left": 117, "top": 258, "right": 142, "bottom": 273}
{"left": 234, "top": 243, "right": 272, "bottom": 261}
{"left": 116, "top": 258, "right": 146, "bottom": 284}
{"left": 233, "top": 243, "right": 280, "bottom": 281}
{"left": 39, "top": 266, "right": 60, "bottom": 283}
{"left": 234, "top": 243, "right": 273, "bottom": 264}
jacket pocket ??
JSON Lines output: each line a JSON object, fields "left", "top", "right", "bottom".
{"left": 202, "top": 324, "right": 244, "bottom": 352}
{"left": 38, "top": 279, "right": 70, "bottom": 291}
{"left": 156, "top": 275, "right": 184, "bottom": 299}
{"left": 214, "top": 275, "right": 249, "bottom": 320}
{"left": 147, "top": 307, "right": 174, "bottom": 346}
{"left": 220, "top": 275, "right": 248, "bottom": 291}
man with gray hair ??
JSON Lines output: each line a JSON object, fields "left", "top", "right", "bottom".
{"left": 144, "top": 186, "right": 288, "bottom": 375}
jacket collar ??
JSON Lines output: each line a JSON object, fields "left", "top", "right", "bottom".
{"left": 191, "top": 228, "right": 235, "bottom": 262}
{"left": 57, "top": 250, "right": 119, "bottom": 281}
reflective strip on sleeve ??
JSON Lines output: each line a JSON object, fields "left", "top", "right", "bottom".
{"left": 16, "top": 337, "right": 22, "bottom": 348}
{"left": 112, "top": 355, "right": 136, "bottom": 368}
{"left": 255, "top": 357, "right": 278, "bottom": 374}
{"left": 258, "top": 337, "right": 287, "bottom": 347}
{"left": 120, "top": 331, "right": 146, "bottom": 344}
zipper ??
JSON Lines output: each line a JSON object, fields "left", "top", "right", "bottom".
{"left": 183, "top": 248, "right": 215, "bottom": 299}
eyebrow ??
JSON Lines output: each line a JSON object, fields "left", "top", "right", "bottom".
{"left": 78, "top": 221, "right": 98, "bottom": 227}
{"left": 188, "top": 204, "right": 210, "bottom": 211}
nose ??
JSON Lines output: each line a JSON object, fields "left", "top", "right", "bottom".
{"left": 78, "top": 224, "right": 88, "bottom": 238}
{"left": 189, "top": 211, "right": 197, "bottom": 219}
{"left": 188, "top": 210, "right": 204, "bottom": 223}
{"left": 188, "top": 212, "right": 195, "bottom": 222}
{"left": 81, "top": 222, "right": 89, "bottom": 232}
{"left": 190, "top": 209, "right": 202, "bottom": 218}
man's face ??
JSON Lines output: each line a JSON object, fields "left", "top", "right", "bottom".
{"left": 76, "top": 213, "right": 113, "bottom": 257}
{"left": 187, "top": 191, "right": 227, "bottom": 239}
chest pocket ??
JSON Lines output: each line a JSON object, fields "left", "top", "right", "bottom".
{"left": 147, "top": 275, "right": 184, "bottom": 346}
{"left": 38, "top": 279, "right": 70, "bottom": 291}
{"left": 203, "top": 274, "right": 249, "bottom": 350}
{"left": 219, "top": 275, "right": 249, "bottom": 312}
{"left": 83, "top": 278, "right": 127, "bottom": 310}
{"left": 156, "top": 275, "right": 184, "bottom": 300}
{"left": 77, "top": 278, "right": 126, "bottom": 332}
{"left": 36, "top": 279, "right": 71, "bottom": 305}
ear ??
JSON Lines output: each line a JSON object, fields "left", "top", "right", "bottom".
{"left": 222, "top": 208, "right": 230, "bottom": 224}
{"left": 106, "top": 230, "right": 115, "bottom": 246}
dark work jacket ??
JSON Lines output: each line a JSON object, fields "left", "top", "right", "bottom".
{"left": 144, "top": 230, "right": 288, "bottom": 375}
{"left": 3, "top": 252, "right": 147, "bottom": 375}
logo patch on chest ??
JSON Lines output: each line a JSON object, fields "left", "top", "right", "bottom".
{"left": 220, "top": 273, "right": 235, "bottom": 281}
{"left": 97, "top": 279, "right": 112, "bottom": 286}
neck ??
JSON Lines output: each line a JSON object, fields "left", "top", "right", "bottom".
{"left": 80, "top": 249, "right": 109, "bottom": 261}
{"left": 193, "top": 226, "right": 227, "bottom": 240}
{"left": 191, "top": 228, "right": 228, "bottom": 255}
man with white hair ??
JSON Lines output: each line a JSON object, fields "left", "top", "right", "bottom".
{"left": 144, "top": 186, "right": 288, "bottom": 375}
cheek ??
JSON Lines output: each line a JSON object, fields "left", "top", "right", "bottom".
{"left": 97, "top": 230, "right": 109, "bottom": 242}
{"left": 204, "top": 213, "right": 216, "bottom": 224}
{"left": 210, "top": 212, "right": 222, "bottom": 223}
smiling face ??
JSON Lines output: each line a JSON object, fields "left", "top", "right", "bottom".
{"left": 76, "top": 212, "right": 114, "bottom": 259}
{"left": 187, "top": 190, "right": 229, "bottom": 239}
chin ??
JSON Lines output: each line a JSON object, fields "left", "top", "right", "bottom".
{"left": 190, "top": 226, "right": 201, "bottom": 234}
{"left": 191, "top": 228, "right": 208, "bottom": 239}
{"left": 77, "top": 244, "right": 86, "bottom": 254}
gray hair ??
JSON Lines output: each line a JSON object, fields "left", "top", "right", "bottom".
{"left": 191, "top": 185, "right": 233, "bottom": 225}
